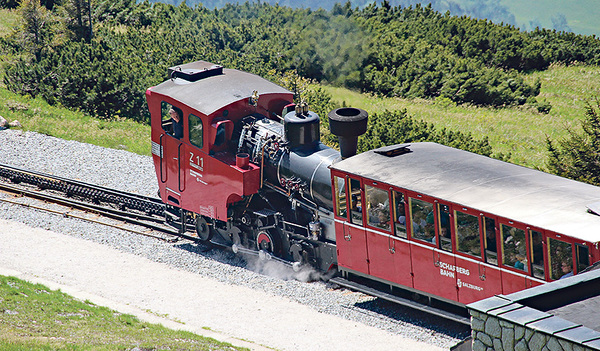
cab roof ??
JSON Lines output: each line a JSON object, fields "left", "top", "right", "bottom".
{"left": 149, "top": 61, "right": 292, "bottom": 116}
{"left": 331, "top": 142, "right": 600, "bottom": 243}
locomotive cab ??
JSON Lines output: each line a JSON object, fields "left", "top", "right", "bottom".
{"left": 146, "top": 60, "right": 362, "bottom": 271}
{"left": 146, "top": 61, "right": 293, "bottom": 222}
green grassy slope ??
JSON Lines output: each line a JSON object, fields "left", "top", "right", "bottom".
{"left": 0, "top": 275, "right": 247, "bottom": 350}
{"left": 322, "top": 63, "right": 600, "bottom": 170}
{"left": 0, "top": 9, "right": 18, "bottom": 37}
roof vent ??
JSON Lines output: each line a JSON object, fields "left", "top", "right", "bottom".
{"left": 373, "top": 144, "right": 412, "bottom": 157}
{"left": 587, "top": 201, "right": 600, "bottom": 216}
{"left": 168, "top": 65, "right": 223, "bottom": 82}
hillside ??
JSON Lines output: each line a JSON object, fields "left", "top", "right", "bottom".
{"left": 324, "top": 63, "right": 600, "bottom": 169}
{"left": 2, "top": 1, "right": 600, "bottom": 173}
{"left": 148, "top": 0, "right": 600, "bottom": 36}
{"left": 504, "top": 0, "right": 599, "bottom": 36}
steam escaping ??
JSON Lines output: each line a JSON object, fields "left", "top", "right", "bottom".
{"left": 243, "top": 251, "right": 331, "bottom": 283}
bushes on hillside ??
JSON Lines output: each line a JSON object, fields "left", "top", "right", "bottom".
{"left": 3, "top": 0, "right": 600, "bottom": 151}
{"left": 357, "top": 109, "right": 494, "bottom": 158}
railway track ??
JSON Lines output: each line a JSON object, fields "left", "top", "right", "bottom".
{"left": 0, "top": 162, "right": 196, "bottom": 242}
{"left": 0, "top": 162, "right": 471, "bottom": 330}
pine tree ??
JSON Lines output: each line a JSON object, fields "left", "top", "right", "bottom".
{"left": 17, "top": 0, "right": 55, "bottom": 62}
{"left": 547, "top": 99, "right": 600, "bottom": 185}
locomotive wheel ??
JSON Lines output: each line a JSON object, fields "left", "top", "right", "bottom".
{"left": 256, "top": 230, "right": 281, "bottom": 257}
{"left": 195, "top": 216, "right": 214, "bottom": 242}
{"left": 256, "top": 230, "right": 274, "bottom": 252}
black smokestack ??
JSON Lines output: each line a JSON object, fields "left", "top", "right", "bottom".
{"left": 328, "top": 107, "right": 368, "bottom": 159}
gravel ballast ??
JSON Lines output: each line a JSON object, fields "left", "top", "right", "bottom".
{"left": 0, "top": 130, "right": 468, "bottom": 349}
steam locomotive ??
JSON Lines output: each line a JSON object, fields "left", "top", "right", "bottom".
{"left": 147, "top": 60, "right": 600, "bottom": 306}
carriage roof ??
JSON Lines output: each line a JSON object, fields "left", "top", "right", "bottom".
{"left": 150, "top": 61, "right": 292, "bottom": 116}
{"left": 331, "top": 142, "right": 600, "bottom": 243}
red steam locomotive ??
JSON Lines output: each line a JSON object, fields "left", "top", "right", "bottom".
{"left": 146, "top": 60, "right": 600, "bottom": 306}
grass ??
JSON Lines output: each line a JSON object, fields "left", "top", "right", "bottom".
{"left": 0, "top": 9, "right": 18, "bottom": 38}
{"left": 0, "top": 88, "right": 152, "bottom": 156}
{"left": 0, "top": 275, "right": 247, "bottom": 350}
{"left": 322, "top": 63, "right": 600, "bottom": 169}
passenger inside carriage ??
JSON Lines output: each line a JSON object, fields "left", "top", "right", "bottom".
{"left": 559, "top": 258, "right": 574, "bottom": 279}
{"left": 501, "top": 224, "right": 527, "bottom": 272}
{"left": 366, "top": 185, "right": 391, "bottom": 230}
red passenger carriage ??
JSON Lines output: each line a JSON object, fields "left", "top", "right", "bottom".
{"left": 330, "top": 143, "right": 600, "bottom": 305}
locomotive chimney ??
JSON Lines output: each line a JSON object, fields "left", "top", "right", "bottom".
{"left": 328, "top": 107, "right": 368, "bottom": 159}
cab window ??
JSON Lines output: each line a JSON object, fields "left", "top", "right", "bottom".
{"left": 392, "top": 191, "right": 407, "bottom": 238}
{"left": 455, "top": 210, "right": 481, "bottom": 258}
{"left": 410, "top": 197, "right": 434, "bottom": 243}
{"left": 501, "top": 224, "right": 527, "bottom": 272}
{"left": 366, "top": 185, "right": 390, "bottom": 231}
{"left": 334, "top": 176, "right": 347, "bottom": 218}
{"left": 549, "top": 238, "right": 573, "bottom": 280}
{"left": 161, "top": 101, "right": 183, "bottom": 139}
{"left": 349, "top": 178, "right": 363, "bottom": 225}
{"left": 189, "top": 114, "right": 203, "bottom": 148}
{"left": 214, "top": 123, "right": 226, "bottom": 146}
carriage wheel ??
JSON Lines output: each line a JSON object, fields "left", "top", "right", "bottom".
{"left": 195, "top": 216, "right": 214, "bottom": 242}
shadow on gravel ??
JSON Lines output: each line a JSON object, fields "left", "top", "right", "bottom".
{"left": 352, "top": 298, "right": 471, "bottom": 340}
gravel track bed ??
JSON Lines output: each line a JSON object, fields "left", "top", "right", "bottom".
{"left": 0, "top": 129, "right": 469, "bottom": 348}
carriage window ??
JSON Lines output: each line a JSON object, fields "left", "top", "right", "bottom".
{"left": 349, "top": 178, "right": 363, "bottom": 225}
{"left": 334, "top": 176, "right": 347, "bottom": 218}
{"left": 438, "top": 204, "right": 452, "bottom": 252}
{"left": 576, "top": 244, "right": 590, "bottom": 274}
{"left": 484, "top": 217, "right": 498, "bottom": 265}
{"left": 549, "top": 238, "right": 573, "bottom": 280}
{"left": 189, "top": 114, "right": 203, "bottom": 148}
{"left": 501, "top": 224, "right": 527, "bottom": 272}
{"left": 456, "top": 211, "right": 481, "bottom": 258}
{"left": 530, "top": 230, "right": 544, "bottom": 279}
{"left": 393, "top": 191, "right": 407, "bottom": 238}
{"left": 410, "top": 198, "right": 435, "bottom": 243}
{"left": 366, "top": 185, "right": 390, "bottom": 231}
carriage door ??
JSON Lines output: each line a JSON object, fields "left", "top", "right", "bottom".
{"left": 160, "top": 103, "right": 185, "bottom": 206}
{"left": 363, "top": 182, "right": 396, "bottom": 283}
{"left": 409, "top": 194, "right": 458, "bottom": 301}
{"left": 499, "top": 220, "right": 529, "bottom": 294}
{"left": 334, "top": 176, "right": 369, "bottom": 274}
{"left": 453, "top": 208, "right": 501, "bottom": 304}
{"left": 526, "top": 229, "right": 546, "bottom": 288}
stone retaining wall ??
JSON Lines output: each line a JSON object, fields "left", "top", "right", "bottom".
{"left": 468, "top": 296, "right": 600, "bottom": 351}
